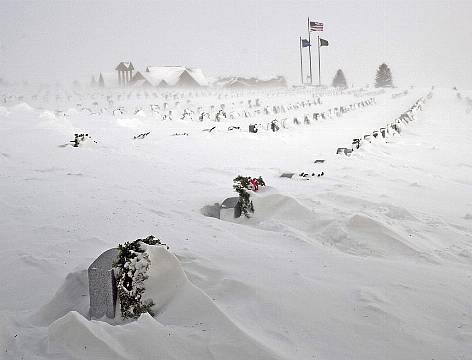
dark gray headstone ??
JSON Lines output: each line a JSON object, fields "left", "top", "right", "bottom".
{"left": 220, "top": 197, "right": 242, "bottom": 218}
{"left": 249, "top": 124, "right": 258, "bottom": 133}
{"left": 88, "top": 248, "right": 119, "bottom": 319}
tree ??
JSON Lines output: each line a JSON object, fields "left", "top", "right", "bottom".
{"left": 375, "top": 63, "right": 393, "bottom": 88}
{"left": 332, "top": 69, "right": 347, "bottom": 88}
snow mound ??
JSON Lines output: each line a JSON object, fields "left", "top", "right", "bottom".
{"left": 320, "top": 213, "right": 427, "bottom": 259}
{"left": 48, "top": 246, "right": 285, "bottom": 360}
{"left": 0, "top": 106, "right": 10, "bottom": 117}
{"left": 12, "top": 102, "right": 34, "bottom": 112}
{"left": 116, "top": 117, "right": 147, "bottom": 130}
{"left": 31, "top": 269, "right": 90, "bottom": 326}
{"left": 39, "top": 110, "right": 57, "bottom": 120}
{"left": 241, "top": 191, "right": 432, "bottom": 260}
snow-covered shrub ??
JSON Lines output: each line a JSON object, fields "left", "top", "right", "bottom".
{"left": 113, "top": 235, "right": 168, "bottom": 319}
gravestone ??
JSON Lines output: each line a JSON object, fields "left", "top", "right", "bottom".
{"left": 220, "top": 197, "right": 242, "bottom": 219}
{"left": 352, "top": 139, "right": 360, "bottom": 149}
{"left": 88, "top": 248, "right": 119, "bottom": 319}
{"left": 280, "top": 172, "right": 295, "bottom": 178}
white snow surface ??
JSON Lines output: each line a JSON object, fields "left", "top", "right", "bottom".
{"left": 0, "top": 86, "right": 471, "bottom": 360}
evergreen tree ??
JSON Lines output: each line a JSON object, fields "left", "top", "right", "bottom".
{"left": 332, "top": 69, "right": 347, "bottom": 88}
{"left": 375, "top": 63, "right": 393, "bottom": 88}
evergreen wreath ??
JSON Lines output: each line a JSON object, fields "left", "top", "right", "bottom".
{"left": 113, "top": 235, "right": 169, "bottom": 319}
{"left": 233, "top": 175, "right": 266, "bottom": 217}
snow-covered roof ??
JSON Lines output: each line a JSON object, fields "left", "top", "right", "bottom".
{"left": 145, "top": 66, "right": 208, "bottom": 87}
{"left": 215, "top": 75, "right": 286, "bottom": 88}
{"left": 131, "top": 71, "right": 167, "bottom": 87}
{"left": 187, "top": 68, "right": 209, "bottom": 86}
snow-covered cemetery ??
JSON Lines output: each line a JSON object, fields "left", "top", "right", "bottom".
{"left": 1, "top": 1, "right": 472, "bottom": 360}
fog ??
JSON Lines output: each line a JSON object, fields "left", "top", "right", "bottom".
{"left": 1, "top": 0, "right": 472, "bottom": 88}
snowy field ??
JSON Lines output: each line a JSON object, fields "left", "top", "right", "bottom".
{"left": 1, "top": 86, "right": 471, "bottom": 359}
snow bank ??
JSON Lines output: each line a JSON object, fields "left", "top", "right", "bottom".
{"left": 32, "top": 270, "right": 90, "bottom": 326}
{"left": 12, "top": 102, "right": 34, "bottom": 112}
{"left": 47, "top": 246, "right": 286, "bottom": 360}
{"left": 0, "top": 106, "right": 10, "bottom": 117}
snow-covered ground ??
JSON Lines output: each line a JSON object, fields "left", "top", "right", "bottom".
{"left": 0, "top": 86, "right": 471, "bottom": 359}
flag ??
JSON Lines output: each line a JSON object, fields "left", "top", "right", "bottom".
{"left": 319, "top": 38, "right": 329, "bottom": 47}
{"left": 310, "top": 21, "right": 323, "bottom": 31}
{"left": 301, "top": 39, "right": 310, "bottom": 47}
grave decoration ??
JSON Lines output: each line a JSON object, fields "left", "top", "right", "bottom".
{"left": 134, "top": 132, "right": 150, "bottom": 139}
{"left": 299, "top": 172, "right": 325, "bottom": 178}
{"left": 71, "top": 133, "right": 97, "bottom": 147}
{"left": 233, "top": 175, "right": 266, "bottom": 217}
{"left": 113, "top": 235, "right": 169, "bottom": 320}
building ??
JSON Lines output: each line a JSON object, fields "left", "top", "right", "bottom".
{"left": 130, "top": 66, "right": 209, "bottom": 88}
{"left": 93, "top": 62, "right": 211, "bottom": 89}
{"left": 115, "top": 62, "right": 134, "bottom": 87}
{"left": 215, "top": 75, "right": 287, "bottom": 88}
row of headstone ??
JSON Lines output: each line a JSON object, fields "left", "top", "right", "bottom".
{"left": 76, "top": 88, "right": 330, "bottom": 125}
{"left": 391, "top": 90, "right": 409, "bottom": 99}
{"left": 292, "top": 97, "right": 377, "bottom": 127}
{"left": 336, "top": 92, "right": 432, "bottom": 156}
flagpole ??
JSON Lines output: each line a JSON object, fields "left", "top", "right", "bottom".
{"left": 307, "top": 17, "right": 313, "bottom": 85}
{"left": 318, "top": 35, "right": 321, "bottom": 86}
{"left": 299, "top": 37, "right": 304, "bottom": 85}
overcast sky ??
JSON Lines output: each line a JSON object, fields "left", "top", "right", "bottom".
{"left": 1, "top": 0, "right": 472, "bottom": 88}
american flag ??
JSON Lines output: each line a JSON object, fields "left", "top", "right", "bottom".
{"left": 310, "top": 21, "right": 323, "bottom": 31}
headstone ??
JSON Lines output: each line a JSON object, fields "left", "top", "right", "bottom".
{"left": 280, "top": 172, "right": 295, "bottom": 178}
{"left": 88, "top": 248, "right": 119, "bottom": 319}
{"left": 220, "top": 197, "right": 242, "bottom": 219}
{"left": 352, "top": 139, "right": 360, "bottom": 149}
